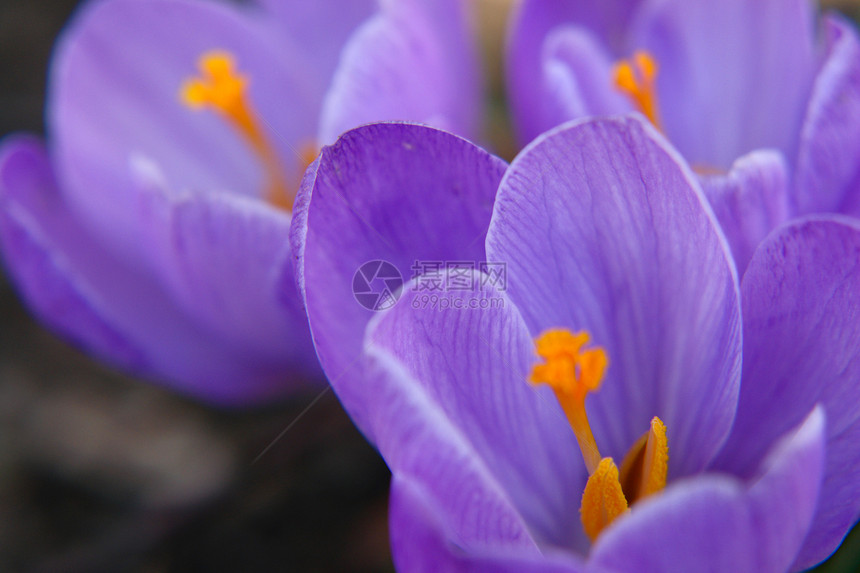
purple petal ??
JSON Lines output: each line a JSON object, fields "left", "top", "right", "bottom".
{"left": 631, "top": 0, "right": 816, "bottom": 169}
{"left": 537, "top": 26, "right": 631, "bottom": 134}
{"left": 318, "top": 0, "right": 481, "bottom": 143}
{"left": 291, "top": 123, "right": 506, "bottom": 433}
{"left": 51, "top": 0, "right": 317, "bottom": 261}
{"left": 486, "top": 116, "right": 741, "bottom": 478}
{"left": 389, "top": 476, "right": 588, "bottom": 573}
{"left": 794, "top": 15, "right": 860, "bottom": 217}
{"left": 132, "top": 170, "right": 320, "bottom": 382}
{"left": 0, "top": 137, "right": 312, "bottom": 404}
{"left": 700, "top": 150, "right": 791, "bottom": 275}
{"left": 507, "top": 0, "right": 644, "bottom": 144}
{"left": 366, "top": 277, "right": 588, "bottom": 551}
{"left": 590, "top": 408, "right": 826, "bottom": 573}
{"left": 713, "top": 217, "right": 860, "bottom": 569}
{"left": 255, "top": 0, "right": 376, "bottom": 88}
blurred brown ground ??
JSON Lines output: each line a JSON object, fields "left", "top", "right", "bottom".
{"left": 1, "top": 1, "right": 859, "bottom": 572}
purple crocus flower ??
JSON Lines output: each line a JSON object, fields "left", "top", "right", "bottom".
{"left": 507, "top": 0, "right": 860, "bottom": 272}
{"left": 293, "top": 116, "right": 860, "bottom": 571}
{"left": 0, "top": 0, "right": 480, "bottom": 403}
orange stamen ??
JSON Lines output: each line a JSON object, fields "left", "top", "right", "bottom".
{"left": 581, "top": 457, "right": 629, "bottom": 542}
{"left": 613, "top": 51, "right": 663, "bottom": 131}
{"left": 181, "top": 50, "right": 292, "bottom": 209}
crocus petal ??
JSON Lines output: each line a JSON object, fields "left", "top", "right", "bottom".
{"left": 365, "top": 277, "right": 590, "bottom": 550}
{"left": 631, "top": 0, "right": 816, "bottom": 168}
{"left": 291, "top": 123, "right": 506, "bottom": 433}
{"left": 538, "top": 25, "right": 631, "bottom": 133}
{"left": 318, "top": 0, "right": 480, "bottom": 144}
{"left": 132, "top": 169, "right": 320, "bottom": 382}
{"left": 0, "top": 137, "right": 306, "bottom": 403}
{"left": 590, "top": 408, "right": 826, "bottom": 573}
{"left": 486, "top": 116, "right": 741, "bottom": 478}
{"left": 507, "top": 0, "right": 644, "bottom": 144}
{"left": 700, "top": 150, "right": 791, "bottom": 275}
{"left": 255, "top": 0, "right": 376, "bottom": 88}
{"left": 793, "top": 15, "right": 860, "bottom": 217}
{"left": 389, "top": 476, "right": 589, "bottom": 573}
{"left": 715, "top": 217, "right": 860, "bottom": 569}
{"left": 51, "top": 0, "right": 316, "bottom": 260}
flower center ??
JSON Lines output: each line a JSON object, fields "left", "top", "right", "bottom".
{"left": 612, "top": 51, "right": 662, "bottom": 131}
{"left": 530, "top": 329, "right": 668, "bottom": 542}
{"left": 180, "top": 50, "right": 304, "bottom": 210}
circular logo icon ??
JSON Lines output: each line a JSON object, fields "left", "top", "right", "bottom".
{"left": 352, "top": 260, "right": 404, "bottom": 311}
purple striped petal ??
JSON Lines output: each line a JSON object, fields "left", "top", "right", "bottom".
{"left": 389, "top": 476, "right": 589, "bottom": 573}
{"left": 291, "top": 123, "right": 507, "bottom": 434}
{"left": 486, "top": 116, "right": 741, "bottom": 478}
{"left": 714, "top": 217, "right": 860, "bottom": 569}
{"left": 794, "top": 15, "right": 860, "bottom": 217}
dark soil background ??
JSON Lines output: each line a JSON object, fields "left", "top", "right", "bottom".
{"left": 0, "top": 1, "right": 858, "bottom": 572}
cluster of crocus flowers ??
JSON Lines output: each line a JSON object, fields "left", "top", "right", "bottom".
{"left": 294, "top": 116, "right": 860, "bottom": 571}
{"left": 2, "top": 0, "right": 860, "bottom": 569}
{"left": 0, "top": 0, "right": 481, "bottom": 403}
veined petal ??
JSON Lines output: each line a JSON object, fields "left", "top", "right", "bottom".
{"left": 290, "top": 123, "right": 506, "bottom": 435}
{"left": 51, "top": 0, "right": 316, "bottom": 261}
{"left": 0, "top": 137, "right": 306, "bottom": 404}
{"left": 631, "top": 0, "right": 816, "bottom": 168}
{"left": 715, "top": 217, "right": 860, "bottom": 569}
{"left": 794, "top": 15, "right": 860, "bottom": 217}
{"left": 390, "top": 476, "right": 589, "bottom": 573}
{"left": 590, "top": 408, "right": 826, "bottom": 573}
{"left": 365, "top": 277, "right": 588, "bottom": 551}
{"left": 486, "top": 116, "right": 741, "bottom": 478}
{"left": 318, "top": 0, "right": 481, "bottom": 143}
{"left": 700, "top": 150, "right": 791, "bottom": 275}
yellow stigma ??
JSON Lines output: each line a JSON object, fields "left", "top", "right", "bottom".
{"left": 530, "top": 329, "right": 669, "bottom": 543}
{"left": 180, "top": 50, "right": 292, "bottom": 209}
{"left": 530, "top": 329, "right": 608, "bottom": 474}
{"left": 612, "top": 51, "right": 662, "bottom": 130}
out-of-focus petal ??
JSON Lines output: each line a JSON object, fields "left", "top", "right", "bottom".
{"left": 631, "top": 0, "right": 816, "bottom": 168}
{"left": 51, "top": 0, "right": 316, "bottom": 260}
{"left": 486, "top": 116, "right": 741, "bottom": 478}
{"left": 0, "top": 137, "right": 306, "bottom": 404}
{"left": 537, "top": 26, "right": 631, "bottom": 136}
{"left": 255, "top": 0, "right": 376, "bottom": 86}
{"left": 700, "top": 150, "right": 791, "bottom": 275}
{"left": 590, "top": 408, "right": 826, "bottom": 573}
{"left": 715, "top": 217, "right": 860, "bottom": 569}
{"left": 133, "top": 168, "right": 320, "bottom": 381}
{"left": 291, "top": 122, "right": 507, "bottom": 432}
{"left": 389, "top": 476, "right": 589, "bottom": 573}
{"left": 794, "top": 15, "right": 860, "bottom": 216}
{"left": 507, "top": 0, "right": 643, "bottom": 144}
{"left": 318, "top": 0, "right": 480, "bottom": 143}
